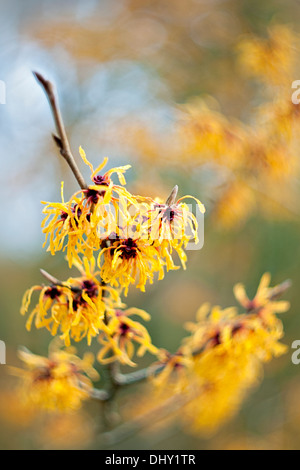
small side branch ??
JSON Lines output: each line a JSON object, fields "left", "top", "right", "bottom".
{"left": 40, "top": 268, "right": 81, "bottom": 293}
{"left": 40, "top": 268, "right": 64, "bottom": 287}
{"left": 33, "top": 71, "right": 88, "bottom": 190}
{"left": 113, "top": 363, "right": 165, "bottom": 386}
{"left": 89, "top": 387, "right": 110, "bottom": 401}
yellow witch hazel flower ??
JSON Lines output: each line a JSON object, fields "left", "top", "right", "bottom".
{"left": 182, "top": 278, "right": 289, "bottom": 433}
{"left": 145, "top": 189, "right": 205, "bottom": 270}
{"left": 233, "top": 272, "right": 290, "bottom": 357}
{"left": 184, "top": 275, "right": 290, "bottom": 365}
{"left": 10, "top": 342, "right": 99, "bottom": 412}
{"left": 99, "top": 236, "right": 165, "bottom": 296}
{"left": 146, "top": 191, "right": 205, "bottom": 244}
{"left": 41, "top": 181, "right": 92, "bottom": 267}
{"left": 98, "top": 307, "right": 158, "bottom": 366}
{"left": 184, "top": 303, "right": 238, "bottom": 351}
{"left": 234, "top": 272, "right": 290, "bottom": 314}
{"left": 150, "top": 274, "right": 290, "bottom": 435}
{"left": 181, "top": 340, "right": 261, "bottom": 435}
{"left": 42, "top": 147, "right": 135, "bottom": 267}
{"left": 99, "top": 188, "right": 205, "bottom": 294}
{"left": 21, "top": 257, "right": 124, "bottom": 346}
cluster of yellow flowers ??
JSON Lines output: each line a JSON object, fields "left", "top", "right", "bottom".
{"left": 181, "top": 273, "right": 289, "bottom": 433}
{"left": 126, "top": 273, "right": 290, "bottom": 435}
{"left": 21, "top": 258, "right": 124, "bottom": 346}
{"left": 41, "top": 147, "right": 204, "bottom": 292}
{"left": 10, "top": 343, "right": 99, "bottom": 412}
{"left": 15, "top": 68, "right": 291, "bottom": 437}
{"left": 18, "top": 149, "right": 206, "bottom": 413}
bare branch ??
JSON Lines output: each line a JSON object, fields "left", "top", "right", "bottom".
{"left": 89, "top": 387, "right": 110, "bottom": 401}
{"left": 33, "top": 71, "right": 88, "bottom": 190}
{"left": 39, "top": 268, "right": 81, "bottom": 293}
{"left": 113, "top": 363, "right": 165, "bottom": 386}
{"left": 40, "top": 268, "right": 63, "bottom": 286}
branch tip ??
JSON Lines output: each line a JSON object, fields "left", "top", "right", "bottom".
{"left": 165, "top": 185, "right": 178, "bottom": 206}
{"left": 32, "top": 70, "right": 46, "bottom": 86}
{"left": 33, "top": 70, "right": 88, "bottom": 190}
{"left": 40, "top": 268, "right": 60, "bottom": 286}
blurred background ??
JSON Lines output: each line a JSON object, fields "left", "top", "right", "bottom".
{"left": 0, "top": 0, "right": 300, "bottom": 449}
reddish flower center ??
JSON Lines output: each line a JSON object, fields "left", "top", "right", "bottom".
{"left": 84, "top": 175, "right": 110, "bottom": 203}
{"left": 81, "top": 279, "right": 98, "bottom": 298}
{"left": 163, "top": 206, "right": 176, "bottom": 223}
{"left": 93, "top": 174, "right": 109, "bottom": 186}
{"left": 72, "top": 279, "right": 98, "bottom": 311}
{"left": 155, "top": 203, "right": 176, "bottom": 223}
{"left": 60, "top": 204, "right": 90, "bottom": 224}
{"left": 44, "top": 286, "right": 61, "bottom": 300}
{"left": 120, "top": 238, "right": 138, "bottom": 259}
{"left": 120, "top": 322, "right": 130, "bottom": 336}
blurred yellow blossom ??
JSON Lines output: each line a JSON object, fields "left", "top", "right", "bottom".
{"left": 147, "top": 274, "right": 290, "bottom": 435}
{"left": 10, "top": 343, "right": 99, "bottom": 412}
{"left": 237, "top": 25, "right": 297, "bottom": 86}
